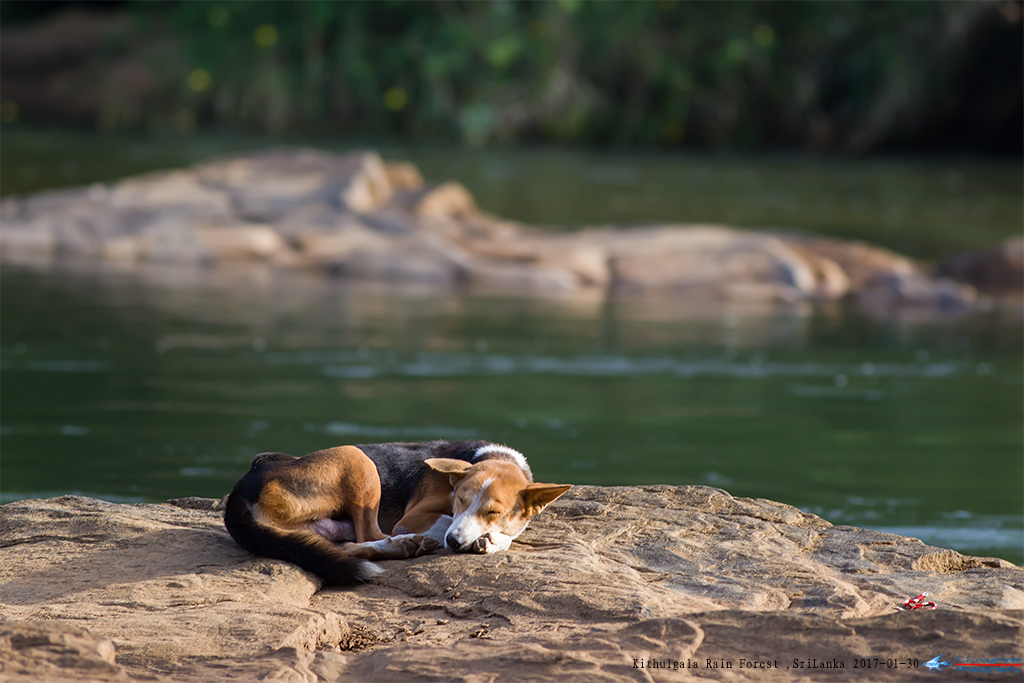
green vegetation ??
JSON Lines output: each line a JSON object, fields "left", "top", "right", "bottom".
{"left": 3, "top": 1, "right": 1021, "bottom": 153}
{"left": 143, "top": 1, "right": 1024, "bottom": 152}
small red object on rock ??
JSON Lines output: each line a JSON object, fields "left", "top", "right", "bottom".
{"left": 896, "top": 592, "right": 937, "bottom": 610}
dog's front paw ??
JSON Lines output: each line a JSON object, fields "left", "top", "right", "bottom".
{"left": 379, "top": 533, "right": 438, "bottom": 559}
{"left": 472, "top": 533, "right": 498, "bottom": 554}
{"left": 413, "top": 534, "right": 439, "bottom": 556}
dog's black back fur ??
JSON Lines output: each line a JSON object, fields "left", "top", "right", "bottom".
{"left": 357, "top": 440, "right": 489, "bottom": 533}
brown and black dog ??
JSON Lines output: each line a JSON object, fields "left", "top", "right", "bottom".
{"left": 224, "top": 440, "right": 571, "bottom": 584}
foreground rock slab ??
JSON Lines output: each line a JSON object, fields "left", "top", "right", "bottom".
{"left": 0, "top": 148, "right": 988, "bottom": 317}
{"left": 1, "top": 489, "right": 1021, "bottom": 682}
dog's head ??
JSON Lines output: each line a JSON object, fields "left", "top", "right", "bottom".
{"left": 425, "top": 458, "right": 571, "bottom": 553}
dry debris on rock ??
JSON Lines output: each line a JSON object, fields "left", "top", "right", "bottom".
{"left": 1, "top": 488, "right": 1020, "bottom": 682}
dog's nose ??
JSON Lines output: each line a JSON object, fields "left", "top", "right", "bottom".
{"left": 445, "top": 531, "right": 463, "bottom": 551}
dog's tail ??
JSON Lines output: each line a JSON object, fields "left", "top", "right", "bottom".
{"left": 224, "top": 490, "right": 381, "bottom": 585}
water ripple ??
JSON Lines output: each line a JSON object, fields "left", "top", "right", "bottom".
{"left": 311, "top": 421, "right": 478, "bottom": 440}
{"left": 868, "top": 525, "right": 1023, "bottom": 554}
{"left": 315, "top": 351, "right": 967, "bottom": 381}
{"left": 3, "top": 359, "right": 110, "bottom": 373}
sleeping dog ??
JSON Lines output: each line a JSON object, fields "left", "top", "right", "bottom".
{"left": 224, "top": 440, "right": 571, "bottom": 584}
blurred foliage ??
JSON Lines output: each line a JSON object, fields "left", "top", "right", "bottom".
{"left": 2, "top": 1, "right": 1021, "bottom": 153}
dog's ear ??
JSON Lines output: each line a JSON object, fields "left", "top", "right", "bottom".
{"left": 519, "top": 483, "right": 572, "bottom": 517}
{"left": 425, "top": 458, "right": 474, "bottom": 486}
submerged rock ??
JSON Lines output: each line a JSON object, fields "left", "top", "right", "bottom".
{"left": 1, "top": 489, "right": 1020, "bottom": 682}
{"left": 0, "top": 149, "right": 985, "bottom": 316}
{"left": 941, "top": 237, "right": 1024, "bottom": 291}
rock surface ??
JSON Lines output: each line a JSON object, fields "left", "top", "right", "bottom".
{"left": 0, "top": 148, "right": 982, "bottom": 316}
{"left": 1, "top": 489, "right": 1020, "bottom": 682}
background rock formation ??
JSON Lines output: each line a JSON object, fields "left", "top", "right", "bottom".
{"left": 2, "top": 489, "right": 1020, "bottom": 681}
{"left": 2, "top": 149, "right": 997, "bottom": 317}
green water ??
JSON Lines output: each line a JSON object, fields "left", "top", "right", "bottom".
{"left": 2, "top": 264, "right": 1021, "bottom": 563}
{"left": 1, "top": 127, "right": 1022, "bottom": 564}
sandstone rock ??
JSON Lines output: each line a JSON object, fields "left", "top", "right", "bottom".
{"left": 856, "top": 272, "right": 978, "bottom": 315}
{"left": 134, "top": 216, "right": 215, "bottom": 265}
{"left": 109, "top": 170, "right": 232, "bottom": 215}
{"left": 0, "top": 197, "right": 22, "bottom": 220}
{"left": 359, "top": 206, "right": 421, "bottom": 236}
{"left": 0, "top": 217, "right": 58, "bottom": 261}
{"left": 940, "top": 237, "right": 1024, "bottom": 291}
{"left": 0, "top": 621, "right": 128, "bottom": 682}
{"left": 783, "top": 236, "right": 983, "bottom": 313}
{"left": 333, "top": 243, "right": 460, "bottom": 286}
{"left": 414, "top": 181, "right": 478, "bottom": 220}
{"left": 280, "top": 208, "right": 464, "bottom": 283}
{"left": 13, "top": 204, "right": 160, "bottom": 261}
{"left": 98, "top": 240, "right": 138, "bottom": 263}
{"left": 166, "top": 496, "right": 227, "bottom": 511}
{"left": 313, "top": 610, "right": 1024, "bottom": 683}
{"left": 292, "top": 225, "right": 389, "bottom": 263}
{"left": 788, "top": 237, "right": 916, "bottom": 291}
{"left": 421, "top": 211, "right": 526, "bottom": 247}
{"left": 540, "top": 244, "right": 611, "bottom": 287}
{"left": 459, "top": 233, "right": 612, "bottom": 288}
{"left": 0, "top": 496, "right": 327, "bottom": 669}
{"left": 193, "top": 223, "right": 290, "bottom": 262}
{"left": 724, "top": 282, "right": 808, "bottom": 305}
{"left": 1, "top": 489, "right": 1020, "bottom": 682}
{"left": 0, "top": 148, "right": 1011, "bottom": 315}
{"left": 13, "top": 186, "right": 99, "bottom": 216}
{"left": 383, "top": 162, "right": 425, "bottom": 191}
{"left": 338, "top": 154, "right": 393, "bottom": 214}
{"left": 783, "top": 243, "right": 851, "bottom": 300}
{"left": 195, "top": 149, "right": 392, "bottom": 220}
{"left": 463, "top": 260, "right": 582, "bottom": 293}
{"left": 273, "top": 203, "right": 364, "bottom": 241}
{"left": 604, "top": 227, "right": 819, "bottom": 299}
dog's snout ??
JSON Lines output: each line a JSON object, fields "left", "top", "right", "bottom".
{"left": 446, "top": 530, "right": 477, "bottom": 552}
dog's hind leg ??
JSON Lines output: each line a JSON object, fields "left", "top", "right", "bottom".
{"left": 311, "top": 518, "right": 357, "bottom": 542}
{"left": 325, "top": 446, "right": 437, "bottom": 559}
{"left": 333, "top": 446, "right": 389, "bottom": 543}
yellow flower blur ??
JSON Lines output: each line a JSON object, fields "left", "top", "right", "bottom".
{"left": 384, "top": 87, "right": 408, "bottom": 112}
{"left": 187, "top": 68, "right": 212, "bottom": 93}
{"left": 255, "top": 24, "right": 279, "bottom": 48}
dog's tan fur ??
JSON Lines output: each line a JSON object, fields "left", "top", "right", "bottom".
{"left": 425, "top": 457, "right": 571, "bottom": 553}
{"left": 254, "top": 446, "right": 387, "bottom": 542}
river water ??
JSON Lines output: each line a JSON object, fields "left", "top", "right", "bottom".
{"left": 1, "top": 129, "right": 1022, "bottom": 563}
